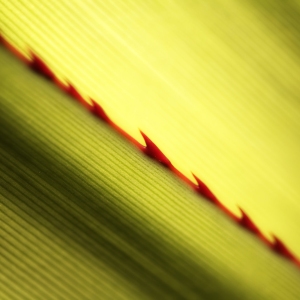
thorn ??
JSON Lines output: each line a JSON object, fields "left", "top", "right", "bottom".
{"left": 0, "top": 34, "right": 30, "bottom": 64}
{"left": 65, "top": 82, "right": 83, "bottom": 100}
{"left": 29, "top": 51, "right": 56, "bottom": 80}
{"left": 90, "top": 99, "right": 111, "bottom": 123}
{"left": 171, "top": 167, "right": 196, "bottom": 186}
{"left": 238, "top": 208, "right": 261, "bottom": 235}
{"left": 271, "top": 235, "right": 296, "bottom": 261}
{"left": 192, "top": 174, "right": 221, "bottom": 206}
{"left": 4, "top": 36, "right": 300, "bottom": 270}
{"left": 140, "top": 131, "right": 172, "bottom": 168}
{"left": 53, "top": 78, "right": 69, "bottom": 92}
{"left": 64, "top": 82, "right": 91, "bottom": 110}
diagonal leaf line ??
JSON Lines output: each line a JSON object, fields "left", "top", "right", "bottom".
{"left": 2, "top": 234, "right": 85, "bottom": 299}
{"left": 1, "top": 249, "right": 64, "bottom": 299}
{"left": 0, "top": 198, "right": 133, "bottom": 296}
{"left": 0, "top": 152, "right": 205, "bottom": 298}
{"left": 0, "top": 113, "right": 237, "bottom": 282}
{"left": 3, "top": 84, "right": 205, "bottom": 217}
{"left": 0, "top": 149, "right": 221, "bottom": 292}
{"left": 1, "top": 219, "right": 105, "bottom": 294}
{"left": 3, "top": 34, "right": 300, "bottom": 267}
{"left": 0, "top": 188, "right": 183, "bottom": 298}
{"left": 1, "top": 43, "right": 300, "bottom": 298}
{"left": 0, "top": 101, "right": 221, "bottom": 251}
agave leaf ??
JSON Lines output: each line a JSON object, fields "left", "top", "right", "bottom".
{"left": 1, "top": 42, "right": 300, "bottom": 299}
{"left": 2, "top": 0, "right": 300, "bottom": 258}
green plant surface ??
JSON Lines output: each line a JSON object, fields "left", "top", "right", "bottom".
{"left": 1, "top": 43, "right": 300, "bottom": 299}
{"left": 1, "top": 0, "right": 300, "bottom": 258}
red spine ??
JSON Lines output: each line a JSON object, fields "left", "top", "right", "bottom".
{"left": 1, "top": 35, "right": 299, "bottom": 268}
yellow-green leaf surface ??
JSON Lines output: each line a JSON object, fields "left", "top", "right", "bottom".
{"left": 1, "top": 0, "right": 300, "bottom": 259}
{"left": 1, "top": 40, "right": 300, "bottom": 299}
{"left": 1, "top": 1, "right": 300, "bottom": 299}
